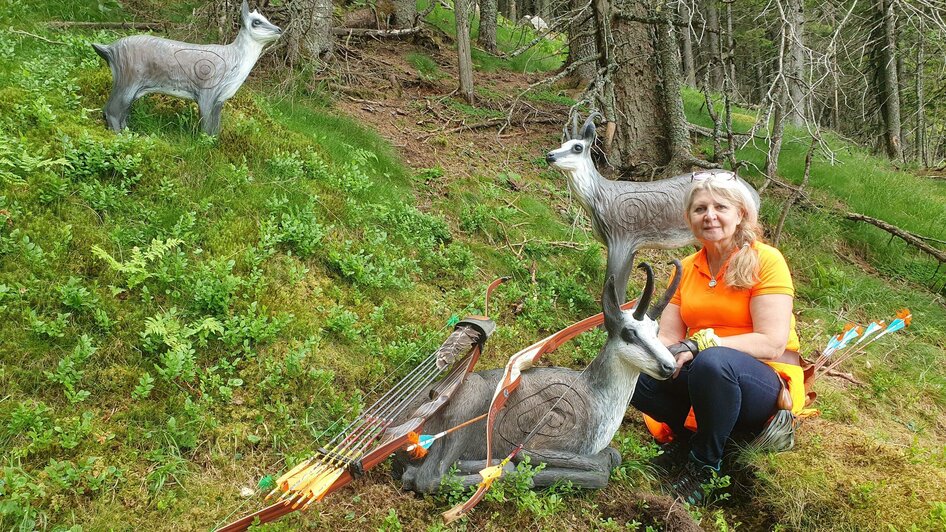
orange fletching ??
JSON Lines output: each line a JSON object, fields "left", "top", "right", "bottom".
{"left": 896, "top": 308, "right": 912, "bottom": 326}
{"left": 406, "top": 431, "right": 428, "bottom": 460}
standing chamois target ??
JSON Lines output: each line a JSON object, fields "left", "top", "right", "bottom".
{"left": 92, "top": 0, "right": 281, "bottom": 135}
{"left": 546, "top": 113, "right": 761, "bottom": 302}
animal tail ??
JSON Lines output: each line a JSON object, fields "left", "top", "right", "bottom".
{"left": 91, "top": 43, "right": 111, "bottom": 63}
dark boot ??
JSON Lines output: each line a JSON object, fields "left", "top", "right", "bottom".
{"left": 649, "top": 437, "right": 691, "bottom": 477}
{"left": 668, "top": 452, "right": 722, "bottom": 506}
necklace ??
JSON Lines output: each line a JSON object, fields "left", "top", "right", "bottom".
{"left": 707, "top": 258, "right": 726, "bottom": 288}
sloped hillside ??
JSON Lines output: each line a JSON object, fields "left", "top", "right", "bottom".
{"left": 1, "top": 2, "right": 945, "bottom": 531}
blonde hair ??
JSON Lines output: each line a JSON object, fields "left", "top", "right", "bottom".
{"left": 685, "top": 175, "right": 762, "bottom": 290}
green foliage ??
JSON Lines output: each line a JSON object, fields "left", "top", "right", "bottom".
{"left": 44, "top": 334, "right": 96, "bottom": 404}
{"left": 420, "top": 1, "right": 566, "bottom": 73}
{"left": 1, "top": 4, "right": 945, "bottom": 530}
{"left": 379, "top": 508, "right": 403, "bottom": 532}
{"left": 406, "top": 53, "right": 444, "bottom": 82}
{"left": 260, "top": 197, "right": 329, "bottom": 259}
{"left": 132, "top": 371, "right": 156, "bottom": 400}
{"left": 91, "top": 238, "right": 185, "bottom": 293}
{"left": 0, "top": 134, "right": 69, "bottom": 186}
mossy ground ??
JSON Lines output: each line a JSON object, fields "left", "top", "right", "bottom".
{"left": 1, "top": 2, "right": 945, "bottom": 531}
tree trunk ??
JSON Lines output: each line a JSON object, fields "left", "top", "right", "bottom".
{"left": 724, "top": 0, "right": 735, "bottom": 84}
{"left": 567, "top": 0, "right": 597, "bottom": 86}
{"left": 679, "top": 0, "right": 696, "bottom": 86}
{"left": 876, "top": 0, "right": 903, "bottom": 161}
{"left": 478, "top": 0, "right": 499, "bottom": 53}
{"left": 606, "top": 0, "right": 696, "bottom": 175}
{"left": 456, "top": 0, "right": 476, "bottom": 103}
{"left": 393, "top": 0, "right": 417, "bottom": 28}
{"left": 916, "top": 18, "right": 927, "bottom": 166}
{"left": 503, "top": 0, "right": 519, "bottom": 24}
{"left": 785, "top": 0, "right": 805, "bottom": 126}
{"left": 656, "top": 0, "right": 697, "bottom": 172}
{"left": 700, "top": 0, "right": 723, "bottom": 90}
{"left": 755, "top": 57, "right": 766, "bottom": 104}
{"left": 285, "top": 0, "right": 334, "bottom": 63}
{"left": 765, "top": 98, "right": 786, "bottom": 185}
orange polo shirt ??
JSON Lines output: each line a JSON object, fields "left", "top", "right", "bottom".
{"left": 669, "top": 241, "right": 800, "bottom": 352}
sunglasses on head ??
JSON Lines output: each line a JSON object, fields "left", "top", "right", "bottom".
{"left": 691, "top": 171, "right": 737, "bottom": 182}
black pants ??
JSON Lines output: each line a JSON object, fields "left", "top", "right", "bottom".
{"left": 630, "top": 346, "right": 782, "bottom": 467}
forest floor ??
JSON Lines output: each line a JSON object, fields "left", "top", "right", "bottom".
{"left": 4, "top": 3, "right": 946, "bottom": 530}
{"left": 249, "top": 35, "right": 771, "bottom": 531}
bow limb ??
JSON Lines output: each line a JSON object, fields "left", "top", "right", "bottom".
{"left": 216, "top": 340, "right": 486, "bottom": 532}
{"left": 442, "top": 445, "right": 522, "bottom": 524}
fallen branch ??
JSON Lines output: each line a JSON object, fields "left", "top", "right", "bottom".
{"left": 844, "top": 212, "right": 946, "bottom": 263}
{"left": 419, "top": 116, "right": 558, "bottom": 140}
{"left": 47, "top": 21, "right": 171, "bottom": 31}
{"left": 332, "top": 26, "right": 422, "bottom": 38}
{"left": 8, "top": 29, "right": 68, "bottom": 45}
{"left": 823, "top": 368, "right": 863, "bottom": 385}
{"left": 687, "top": 123, "right": 755, "bottom": 143}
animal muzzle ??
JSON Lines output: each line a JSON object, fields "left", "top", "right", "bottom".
{"left": 656, "top": 359, "right": 676, "bottom": 380}
{"left": 545, "top": 152, "right": 558, "bottom": 165}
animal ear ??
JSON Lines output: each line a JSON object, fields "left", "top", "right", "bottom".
{"left": 581, "top": 121, "right": 596, "bottom": 142}
{"left": 602, "top": 275, "right": 622, "bottom": 334}
{"left": 241, "top": 0, "right": 250, "bottom": 21}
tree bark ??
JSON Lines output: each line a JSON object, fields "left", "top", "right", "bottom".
{"left": 393, "top": 0, "right": 417, "bottom": 28}
{"left": 605, "top": 0, "right": 698, "bottom": 175}
{"left": 764, "top": 96, "right": 786, "bottom": 189}
{"left": 478, "top": 0, "right": 499, "bottom": 53}
{"left": 679, "top": 0, "right": 696, "bottom": 86}
{"left": 456, "top": 0, "right": 476, "bottom": 103}
{"left": 285, "top": 0, "right": 334, "bottom": 63}
{"left": 876, "top": 0, "right": 903, "bottom": 161}
{"left": 567, "top": 0, "right": 597, "bottom": 86}
{"left": 784, "top": 0, "right": 805, "bottom": 126}
{"left": 655, "top": 0, "right": 696, "bottom": 172}
{"left": 700, "top": 0, "right": 723, "bottom": 90}
{"left": 724, "top": 0, "right": 735, "bottom": 84}
{"left": 609, "top": 0, "right": 670, "bottom": 173}
{"left": 916, "top": 18, "right": 927, "bottom": 166}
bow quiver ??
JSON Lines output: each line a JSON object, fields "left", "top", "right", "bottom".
{"left": 215, "top": 316, "right": 496, "bottom": 531}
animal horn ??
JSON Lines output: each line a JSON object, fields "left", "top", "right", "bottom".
{"left": 647, "top": 259, "right": 682, "bottom": 320}
{"left": 632, "top": 263, "right": 654, "bottom": 321}
{"left": 583, "top": 111, "right": 601, "bottom": 131}
{"left": 571, "top": 113, "right": 578, "bottom": 140}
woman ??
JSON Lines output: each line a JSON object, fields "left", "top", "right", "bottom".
{"left": 630, "top": 171, "right": 803, "bottom": 505}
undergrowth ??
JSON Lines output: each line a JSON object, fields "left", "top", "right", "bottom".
{"left": 0, "top": 3, "right": 944, "bottom": 532}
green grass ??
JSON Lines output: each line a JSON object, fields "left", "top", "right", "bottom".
{"left": 421, "top": 1, "right": 566, "bottom": 73}
{"left": 0, "top": 13, "right": 603, "bottom": 530}
{"left": 2, "top": 3, "right": 946, "bottom": 531}
{"left": 682, "top": 86, "right": 946, "bottom": 293}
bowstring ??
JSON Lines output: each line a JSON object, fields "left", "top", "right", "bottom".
{"left": 212, "top": 299, "right": 480, "bottom": 530}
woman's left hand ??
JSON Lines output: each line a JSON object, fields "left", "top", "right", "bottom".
{"left": 668, "top": 342, "right": 695, "bottom": 378}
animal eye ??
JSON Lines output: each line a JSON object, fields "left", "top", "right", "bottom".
{"left": 620, "top": 328, "right": 637, "bottom": 343}
{"left": 252, "top": 19, "right": 261, "bottom": 27}
{"left": 572, "top": 144, "right": 583, "bottom": 153}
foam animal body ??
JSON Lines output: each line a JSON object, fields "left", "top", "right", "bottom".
{"left": 92, "top": 1, "right": 281, "bottom": 135}
{"left": 546, "top": 115, "right": 760, "bottom": 302}
{"left": 518, "top": 15, "right": 549, "bottom": 31}
{"left": 395, "top": 265, "right": 679, "bottom": 493}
